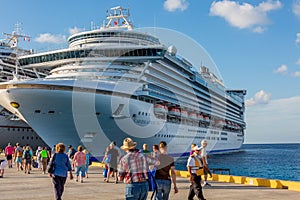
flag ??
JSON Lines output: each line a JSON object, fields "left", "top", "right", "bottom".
{"left": 114, "top": 21, "right": 118, "bottom": 26}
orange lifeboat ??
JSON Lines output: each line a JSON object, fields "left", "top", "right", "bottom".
{"left": 154, "top": 104, "right": 167, "bottom": 114}
{"left": 181, "top": 110, "right": 188, "bottom": 118}
{"left": 189, "top": 112, "right": 197, "bottom": 120}
{"left": 168, "top": 107, "right": 181, "bottom": 116}
{"left": 197, "top": 114, "right": 204, "bottom": 121}
{"left": 204, "top": 116, "right": 210, "bottom": 122}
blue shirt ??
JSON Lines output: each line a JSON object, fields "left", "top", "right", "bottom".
{"left": 52, "top": 153, "right": 72, "bottom": 177}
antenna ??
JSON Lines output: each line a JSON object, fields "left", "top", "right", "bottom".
{"left": 3, "top": 22, "right": 31, "bottom": 48}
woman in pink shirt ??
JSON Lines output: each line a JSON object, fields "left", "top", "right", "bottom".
{"left": 73, "top": 145, "right": 86, "bottom": 183}
{"left": 4, "top": 143, "right": 15, "bottom": 168}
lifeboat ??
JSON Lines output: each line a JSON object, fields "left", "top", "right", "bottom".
{"left": 204, "top": 116, "right": 210, "bottom": 122}
{"left": 226, "top": 121, "right": 233, "bottom": 128}
{"left": 154, "top": 104, "right": 168, "bottom": 115}
{"left": 181, "top": 110, "right": 188, "bottom": 118}
{"left": 189, "top": 112, "right": 197, "bottom": 120}
{"left": 216, "top": 119, "right": 226, "bottom": 126}
{"left": 197, "top": 114, "right": 204, "bottom": 121}
{"left": 168, "top": 107, "right": 181, "bottom": 116}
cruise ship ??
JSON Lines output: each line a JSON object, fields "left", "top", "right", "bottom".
{"left": 0, "top": 27, "right": 48, "bottom": 149}
{"left": 0, "top": 7, "right": 246, "bottom": 158}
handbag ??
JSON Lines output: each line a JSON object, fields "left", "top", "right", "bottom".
{"left": 47, "top": 153, "right": 56, "bottom": 174}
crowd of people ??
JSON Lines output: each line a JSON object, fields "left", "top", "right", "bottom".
{"left": 1, "top": 138, "right": 212, "bottom": 200}
{"left": 1, "top": 142, "right": 51, "bottom": 175}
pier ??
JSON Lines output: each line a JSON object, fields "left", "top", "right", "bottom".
{"left": 1, "top": 163, "right": 299, "bottom": 200}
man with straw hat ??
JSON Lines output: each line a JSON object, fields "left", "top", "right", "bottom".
{"left": 118, "top": 137, "right": 159, "bottom": 200}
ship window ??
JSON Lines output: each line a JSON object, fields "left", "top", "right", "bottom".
{"left": 48, "top": 111, "right": 55, "bottom": 114}
{"left": 36, "top": 137, "right": 38, "bottom": 140}
{"left": 8, "top": 128, "right": 10, "bottom": 131}
{"left": 12, "top": 128, "right": 15, "bottom": 131}
{"left": 35, "top": 110, "right": 41, "bottom": 113}
{"left": 31, "top": 137, "right": 34, "bottom": 140}
{"left": 27, "top": 136, "right": 29, "bottom": 140}
{"left": 22, "top": 136, "right": 24, "bottom": 139}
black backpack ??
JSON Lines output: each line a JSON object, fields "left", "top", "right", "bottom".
{"left": 24, "top": 150, "right": 31, "bottom": 160}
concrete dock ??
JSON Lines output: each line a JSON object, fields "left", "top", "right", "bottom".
{"left": 1, "top": 164, "right": 299, "bottom": 200}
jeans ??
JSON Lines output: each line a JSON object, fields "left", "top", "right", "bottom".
{"left": 155, "top": 179, "right": 171, "bottom": 200}
{"left": 75, "top": 164, "right": 86, "bottom": 177}
{"left": 125, "top": 181, "right": 149, "bottom": 200}
{"left": 52, "top": 175, "right": 67, "bottom": 200}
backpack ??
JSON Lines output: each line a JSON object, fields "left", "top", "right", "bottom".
{"left": 17, "top": 150, "right": 23, "bottom": 157}
{"left": 24, "top": 150, "right": 31, "bottom": 160}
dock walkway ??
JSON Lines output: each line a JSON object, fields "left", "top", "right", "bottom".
{"left": 1, "top": 165, "right": 299, "bottom": 200}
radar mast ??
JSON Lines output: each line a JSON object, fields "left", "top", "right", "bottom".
{"left": 101, "top": 6, "right": 133, "bottom": 30}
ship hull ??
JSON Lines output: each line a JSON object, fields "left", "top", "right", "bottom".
{"left": 0, "top": 114, "right": 48, "bottom": 150}
{"left": 0, "top": 82, "right": 243, "bottom": 158}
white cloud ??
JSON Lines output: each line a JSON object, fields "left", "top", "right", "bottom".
{"left": 164, "top": 0, "right": 189, "bottom": 12}
{"left": 35, "top": 33, "right": 66, "bottom": 44}
{"left": 274, "top": 64, "right": 288, "bottom": 74}
{"left": 293, "top": 71, "right": 300, "bottom": 77}
{"left": 245, "top": 96, "right": 300, "bottom": 143}
{"left": 296, "top": 58, "right": 300, "bottom": 65}
{"left": 296, "top": 33, "right": 300, "bottom": 43}
{"left": 252, "top": 26, "right": 266, "bottom": 33}
{"left": 69, "top": 27, "right": 84, "bottom": 35}
{"left": 246, "top": 90, "right": 272, "bottom": 107}
{"left": 209, "top": 0, "right": 282, "bottom": 33}
{"left": 293, "top": 1, "right": 300, "bottom": 18}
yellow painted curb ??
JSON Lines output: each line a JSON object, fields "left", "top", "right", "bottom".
{"left": 174, "top": 169, "right": 300, "bottom": 192}
{"left": 281, "top": 181, "right": 300, "bottom": 192}
{"left": 91, "top": 163, "right": 300, "bottom": 192}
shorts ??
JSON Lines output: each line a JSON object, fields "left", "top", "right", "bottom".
{"left": 0, "top": 160, "right": 7, "bottom": 170}
{"left": 25, "top": 159, "right": 32, "bottom": 165}
{"left": 16, "top": 157, "right": 22, "bottom": 163}
{"left": 6, "top": 155, "right": 13, "bottom": 160}
{"left": 109, "top": 167, "right": 118, "bottom": 173}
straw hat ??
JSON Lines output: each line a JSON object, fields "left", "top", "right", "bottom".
{"left": 120, "top": 137, "right": 137, "bottom": 150}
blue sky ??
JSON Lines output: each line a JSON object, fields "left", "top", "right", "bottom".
{"left": 1, "top": 0, "right": 300, "bottom": 143}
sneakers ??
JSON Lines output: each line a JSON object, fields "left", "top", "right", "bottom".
{"left": 202, "top": 182, "right": 211, "bottom": 187}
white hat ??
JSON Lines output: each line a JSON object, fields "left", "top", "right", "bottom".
{"left": 201, "top": 140, "right": 207, "bottom": 145}
{"left": 193, "top": 145, "right": 201, "bottom": 151}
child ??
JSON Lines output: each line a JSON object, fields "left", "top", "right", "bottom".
{"left": 0, "top": 159, "right": 7, "bottom": 178}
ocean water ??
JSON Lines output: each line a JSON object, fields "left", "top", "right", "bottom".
{"left": 175, "top": 143, "right": 300, "bottom": 182}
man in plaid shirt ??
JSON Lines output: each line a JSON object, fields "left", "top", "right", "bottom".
{"left": 118, "top": 138, "right": 159, "bottom": 200}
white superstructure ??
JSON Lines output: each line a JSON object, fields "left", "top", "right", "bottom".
{"left": 0, "top": 7, "right": 246, "bottom": 158}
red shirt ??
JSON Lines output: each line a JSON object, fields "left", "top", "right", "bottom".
{"left": 5, "top": 145, "right": 14, "bottom": 155}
